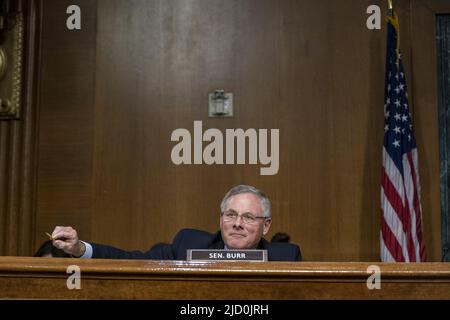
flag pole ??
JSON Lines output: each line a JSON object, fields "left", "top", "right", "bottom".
{"left": 388, "top": 0, "right": 394, "bottom": 17}
{"left": 386, "top": 0, "right": 400, "bottom": 61}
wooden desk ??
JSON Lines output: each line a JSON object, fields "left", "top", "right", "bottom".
{"left": 0, "top": 257, "right": 449, "bottom": 299}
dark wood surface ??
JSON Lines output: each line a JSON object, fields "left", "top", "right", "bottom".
{"left": 1, "top": 257, "right": 450, "bottom": 299}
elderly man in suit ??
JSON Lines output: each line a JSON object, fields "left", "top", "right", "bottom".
{"left": 51, "top": 185, "right": 301, "bottom": 261}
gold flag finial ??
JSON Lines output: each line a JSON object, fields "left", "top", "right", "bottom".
{"left": 388, "top": 0, "right": 394, "bottom": 16}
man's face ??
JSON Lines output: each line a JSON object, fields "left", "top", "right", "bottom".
{"left": 220, "top": 193, "right": 272, "bottom": 249}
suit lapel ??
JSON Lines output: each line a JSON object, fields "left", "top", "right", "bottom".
{"left": 208, "top": 231, "right": 225, "bottom": 249}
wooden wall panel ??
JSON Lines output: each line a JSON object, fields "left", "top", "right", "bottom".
{"left": 410, "top": 0, "right": 448, "bottom": 261}
{"left": 15, "top": 0, "right": 446, "bottom": 261}
{"left": 33, "top": 0, "right": 97, "bottom": 253}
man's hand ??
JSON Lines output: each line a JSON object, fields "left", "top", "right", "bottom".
{"left": 51, "top": 226, "right": 86, "bottom": 257}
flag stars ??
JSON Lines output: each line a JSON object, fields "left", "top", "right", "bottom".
{"left": 394, "top": 100, "right": 401, "bottom": 107}
{"left": 394, "top": 113, "right": 401, "bottom": 121}
{"left": 401, "top": 114, "right": 408, "bottom": 122}
{"left": 395, "top": 86, "right": 401, "bottom": 94}
{"left": 393, "top": 140, "right": 400, "bottom": 148}
{"left": 393, "top": 126, "right": 401, "bottom": 134}
{"left": 399, "top": 83, "right": 405, "bottom": 91}
{"left": 384, "top": 110, "right": 390, "bottom": 119}
{"left": 385, "top": 124, "right": 389, "bottom": 132}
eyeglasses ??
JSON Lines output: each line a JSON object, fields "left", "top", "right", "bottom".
{"left": 221, "top": 210, "right": 268, "bottom": 225}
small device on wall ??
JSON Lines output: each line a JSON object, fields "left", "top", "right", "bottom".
{"left": 0, "top": 1, "right": 24, "bottom": 120}
{"left": 208, "top": 90, "right": 233, "bottom": 117}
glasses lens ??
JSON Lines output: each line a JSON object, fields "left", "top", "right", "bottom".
{"left": 223, "top": 211, "right": 237, "bottom": 221}
{"left": 242, "top": 214, "right": 256, "bottom": 224}
{"left": 222, "top": 211, "right": 262, "bottom": 224}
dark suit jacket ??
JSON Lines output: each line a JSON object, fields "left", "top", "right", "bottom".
{"left": 92, "top": 228, "right": 301, "bottom": 261}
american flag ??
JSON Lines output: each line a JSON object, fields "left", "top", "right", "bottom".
{"left": 380, "top": 13, "right": 426, "bottom": 262}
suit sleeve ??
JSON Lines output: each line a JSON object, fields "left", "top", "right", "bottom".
{"left": 267, "top": 242, "right": 302, "bottom": 261}
{"left": 91, "top": 242, "right": 174, "bottom": 260}
{"left": 294, "top": 244, "right": 302, "bottom": 261}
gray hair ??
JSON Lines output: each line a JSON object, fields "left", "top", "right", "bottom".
{"left": 220, "top": 185, "right": 271, "bottom": 218}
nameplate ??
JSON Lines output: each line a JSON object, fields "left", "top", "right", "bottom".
{"left": 186, "top": 249, "right": 268, "bottom": 262}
